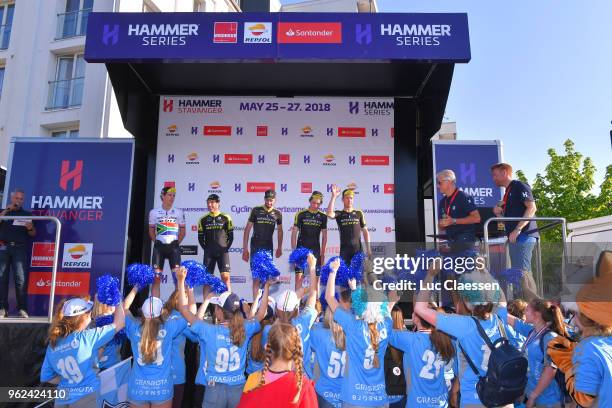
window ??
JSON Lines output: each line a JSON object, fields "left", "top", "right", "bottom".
{"left": 193, "top": 0, "right": 207, "bottom": 12}
{"left": 0, "top": 3, "right": 14, "bottom": 50}
{"left": 0, "top": 66, "right": 4, "bottom": 99}
{"left": 57, "top": 0, "right": 93, "bottom": 39}
{"left": 142, "top": 0, "right": 161, "bottom": 12}
{"left": 52, "top": 129, "right": 79, "bottom": 138}
{"left": 46, "top": 54, "right": 85, "bottom": 110}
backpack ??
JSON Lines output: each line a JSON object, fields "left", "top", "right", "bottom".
{"left": 459, "top": 316, "right": 528, "bottom": 407}
{"left": 384, "top": 345, "right": 406, "bottom": 396}
{"left": 538, "top": 329, "right": 576, "bottom": 407}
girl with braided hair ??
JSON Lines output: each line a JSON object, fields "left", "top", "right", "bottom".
{"left": 239, "top": 322, "right": 318, "bottom": 407}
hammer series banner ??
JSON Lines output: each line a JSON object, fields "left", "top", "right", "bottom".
{"left": 3, "top": 139, "right": 134, "bottom": 316}
{"left": 85, "top": 12, "right": 471, "bottom": 62}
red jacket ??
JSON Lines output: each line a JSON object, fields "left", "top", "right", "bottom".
{"left": 238, "top": 371, "right": 318, "bottom": 408}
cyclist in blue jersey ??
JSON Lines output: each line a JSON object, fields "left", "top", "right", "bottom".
{"left": 41, "top": 297, "right": 125, "bottom": 407}
{"left": 325, "top": 259, "right": 397, "bottom": 408}
{"left": 414, "top": 263, "right": 508, "bottom": 408}
{"left": 122, "top": 285, "right": 190, "bottom": 408}
{"left": 310, "top": 302, "right": 348, "bottom": 408}
{"left": 176, "top": 266, "right": 270, "bottom": 408}
{"left": 275, "top": 253, "right": 319, "bottom": 379}
{"left": 390, "top": 303, "right": 456, "bottom": 408}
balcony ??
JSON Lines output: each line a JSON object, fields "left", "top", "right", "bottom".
{"left": 0, "top": 24, "right": 11, "bottom": 50}
{"left": 46, "top": 77, "right": 84, "bottom": 110}
{"left": 56, "top": 9, "right": 91, "bottom": 40}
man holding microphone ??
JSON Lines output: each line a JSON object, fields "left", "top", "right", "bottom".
{"left": 0, "top": 189, "right": 36, "bottom": 318}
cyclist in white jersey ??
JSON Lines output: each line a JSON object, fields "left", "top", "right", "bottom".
{"left": 148, "top": 187, "right": 186, "bottom": 289}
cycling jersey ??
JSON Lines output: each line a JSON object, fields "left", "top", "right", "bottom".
{"left": 248, "top": 206, "right": 282, "bottom": 250}
{"left": 294, "top": 209, "right": 327, "bottom": 251}
{"left": 197, "top": 212, "right": 234, "bottom": 253}
{"left": 149, "top": 207, "right": 185, "bottom": 244}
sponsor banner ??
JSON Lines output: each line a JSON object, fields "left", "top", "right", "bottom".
{"left": 156, "top": 97, "right": 393, "bottom": 300}
{"left": 4, "top": 139, "right": 133, "bottom": 315}
{"left": 85, "top": 12, "right": 470, "bottom": 62}
{"left": 180, "top": 245, "right": 198, "bottom": 256}
{"left": 432, "top": 140, "right": 503, "bottom": 224}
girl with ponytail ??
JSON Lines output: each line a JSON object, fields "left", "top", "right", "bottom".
{"left": 388, "top": 303, "right": 456, "bottom": 407}
{"left": 499, "top": 298, "right": 567, "bottom": 407}
{"left": 239, "top": 322, "right": 318, "bottom": 407}
{"left": 41, "top": 296, "right": 125, "bottom": 407}
{"left": 123, "top": 283, "right": 190, "bottom": 408}
{"left": 325, "top": 259, "right": 396, "bottom": 407}
{"left": 175, "top": 267, "right": 269, "bottom": 408}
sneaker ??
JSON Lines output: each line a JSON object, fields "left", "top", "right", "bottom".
{"left": 0, "top": 309, "right": 5, "bottom": 318}
{"left": 18, "top": 309, "right": 29, "bottom": 318}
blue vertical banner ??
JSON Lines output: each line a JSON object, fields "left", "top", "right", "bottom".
{"left": 432, "top": 140, "right": 503, "bottom": 224}
{"left": 3, "top": 138, "right": 134, "bottom": 316}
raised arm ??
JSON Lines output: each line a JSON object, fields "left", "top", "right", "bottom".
{"left": 196, "top": 286, "right": 213, "bottom": 320}
{"left": 305, "top": 253, "right": 319, "bottom": 310}
{"left": 113, "top": 299, "right": 126, "bottom": 331}
{"left": 176, "top": 267, "right": 198, "bottom": 325}
{"left": 254, "top": 281, "right": 270, "bottom": 322}
{"left": 325, "top": 258, "right": 341, "bottom": 313}
{"left": 123, "top": 286, "right": 139, "bottom": 315}
{"left": 413, "top": 261, "right": 441, "bottom": 326}
{"left": 326, "top": 185, "right": 340, "bottom": 219}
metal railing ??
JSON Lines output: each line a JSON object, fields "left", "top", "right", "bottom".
{"left": 56, "top": 8, "right": 92, "bottom": 40}
{"left": 0, "top": 24, "right": 11, "bottom": 50}
{"left": 0, "top": 216, "right": 61, "bottom": 324}
{"left": 483, "top": 217, "right": 567, "bottom": 298}
{"left": 46, "top": 77, "right": 84, "bottom": 110}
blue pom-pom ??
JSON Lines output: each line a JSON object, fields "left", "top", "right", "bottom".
{"left": 320, "top": 256, "right": 351, "bottom": 287}
{"left": 349, "top": 252, "right": 366, "bottom": 281}
{"left": 127, "top": 263, "right": 155, "bottom": 289}
{"left": 200, "top": 273, "right": 228, "bottom": 294}
{"left": 181, "top": 260, "right": 208, "bottom": 288}
{"left": 95, "top": 314, "right": 113, "bottom": 327}
{"left": 96, "top": 275, "right": 122, "bottom": 306}
{"left": 250, "top": 250, "right": 279, "bottom": 283}
{"left": 289, "top": 247, "right": 312, "bottom": 271}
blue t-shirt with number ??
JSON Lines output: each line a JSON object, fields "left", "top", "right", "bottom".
{"left": 573, "top": 336, "right": 612, "bottom": 408}
{"left": 497, "top": 306, "right": 561, "bottom": 405}
{"left": 190, "top": 319, "right": 260, "bottom": 385}
{"left": 390, "top": 330, "right": 449, "bottom": 408}
{"left": 436, "top": 313, "right": 504, "bottom": 407}
{"left": 310, "top": 324, "right": 346, "bottom": 407}
{"left": 41, "top": 324, "right": 116, "bottom": 404}
{"left": 333, "top": 308, "right": 391, "bottom": 406}
{"left": 292, "top": 306, "right": 318, "bottom": 378}
{"left": 125, "top": 315, "right": 188, "bottom": 402}
{"left": 246, "top": 324, "right": 271, "bottom": 375}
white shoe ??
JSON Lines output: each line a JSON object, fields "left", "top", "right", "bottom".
{"left": 0, "top": 309, "right": 6, "bottom": 318}
{"left": 18, "top": 309, "right": 29, "bottom": 318}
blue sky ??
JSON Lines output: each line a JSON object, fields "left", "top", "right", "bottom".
{"left": 283, "top": 0, "right": 612, "bottom": 189}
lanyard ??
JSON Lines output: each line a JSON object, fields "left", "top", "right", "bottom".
{"left": 501, "top": 183, "right": 513, "bottom": 211}
{"left": 444, "top": 189, "right": 460, "bottom": 216}
{"left": 521, "top": 324, "right": 548, "bottom": 353}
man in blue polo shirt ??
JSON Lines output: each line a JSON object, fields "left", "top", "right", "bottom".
{"left": 491, "top": 162, "right": 538, "bottom": 298}
{"left": 0, "top": 189, "right": 36, "bottom": 318}
{"left": 436, "top": 169, "right": 481, "bottom": 252}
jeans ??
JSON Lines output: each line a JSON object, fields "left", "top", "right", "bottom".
{"left": 203, "top": 383, "right": 243, "bottom": 408}
{"left": 508, "top": 235, "right": 536, "bottom": 272}
{"left": 0, "top": 243, "right": 28, "bottom": 311}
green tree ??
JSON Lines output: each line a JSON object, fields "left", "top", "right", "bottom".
{"left": 517, "top": 139, "right": 611, "bottom": 242}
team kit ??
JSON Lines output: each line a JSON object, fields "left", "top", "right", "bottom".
{"left": 39, "top": 184, "right": 611, "bottom": 408}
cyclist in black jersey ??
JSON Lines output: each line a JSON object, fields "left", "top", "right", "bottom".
{"left": 197, "top": 194, "right": 234, "bottom": 290}
{"left": 291, "top": 191, "right": 327, "bottom": 290}
{"left": 326, "top": 184, "right": 371, "bottom": 266}
{"left": 242, "top": 189, "right": 283, "bottom": 301}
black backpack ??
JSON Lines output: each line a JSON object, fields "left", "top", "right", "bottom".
{"left": 459, "top": 316, "right": 528, "bottom": 407}
{"left": 384, "top": 345, "right": 406, "bottom": 396}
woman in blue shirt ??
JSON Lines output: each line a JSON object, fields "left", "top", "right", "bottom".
{"left": 498, "top": 299, "right": 567, "bottom": 408}
{"left": 390, "top": 303, "right": 456, "bottom": 408}
{"left": 325, "top": 259, "right": 396, "bottom": 408}
{"left": 414, "top": 265, "right": 508, "bottom": 408}
{"left": 176, "top": 266, "right": 269, "bottom": 408}
{"left": 41, "top": 296, "right": 125, "bottom": 407}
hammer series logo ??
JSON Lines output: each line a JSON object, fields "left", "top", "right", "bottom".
{"left": 127, "top": 23, "right": 200, "bottom": 46}
{"left": 380, "top": 23, "right": 452, "bottom": 46}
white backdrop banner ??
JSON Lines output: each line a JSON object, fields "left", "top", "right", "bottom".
{"left": 155, "top": 96, "right": 394, "bottom": 300}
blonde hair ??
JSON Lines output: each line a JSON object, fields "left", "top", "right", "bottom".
{"left": 138, "top": 314, "right": 166, "bottom": 364}
{"left": 47, "top": 298, "right": 91, "bottom": 348}
{"left": 507, "top": 299, "right": 528, "bottom": 320}
{"left": 367, "top": 323, "right": 381, "bottom": 368}
{"left": 276, "top": 308, "right": 299, "bottom": 324}
{"left": 221, "top": 308, "right": 247, "bottom": 347}
{"left": 92, "top": 295, "right": 114, "bottom": 319}
{"left": 490, "top": 162, "right": 513, "bottom": 175}
{"left": 578, "top": 312, "right": 612, "bottom": 337}
{"left": 163, "top": 289, "right": 182, "bottom": 313}
{"left": 250, "top": 315, "right": 275, "bottom": 363}
{"left": 324, "top": 307, "right": 345, "bottom": 351}
{"left": 258, "top": 322, "right": 304, "bottom": 404}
